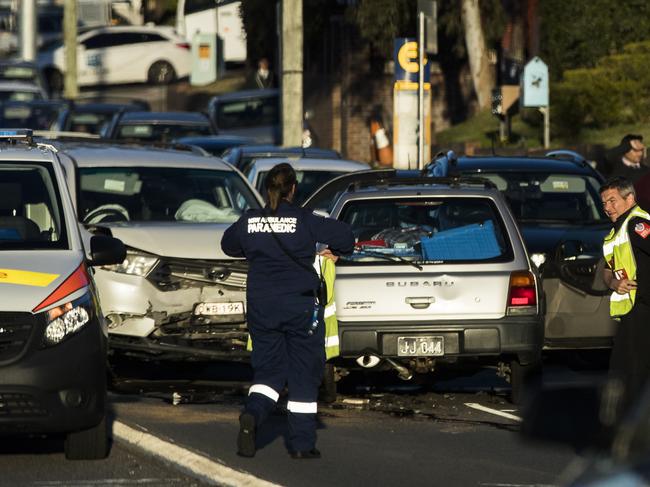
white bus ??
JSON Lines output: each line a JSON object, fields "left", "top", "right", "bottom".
{"left": 176, "top": 0, "right": 246, "bottom": 63}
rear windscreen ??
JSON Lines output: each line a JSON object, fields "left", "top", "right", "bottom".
{"left": 337, "top": 197, "right": 512, "bottom": 265}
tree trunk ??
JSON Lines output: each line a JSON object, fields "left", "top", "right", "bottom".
{"left": 460, "top": 0, "right": 494, "bottom": 109}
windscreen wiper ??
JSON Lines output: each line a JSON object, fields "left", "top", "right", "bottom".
{"left": 351, "top": 249, "right": 423, "bottom": 271}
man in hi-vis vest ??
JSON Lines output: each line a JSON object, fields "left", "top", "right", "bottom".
{"left": 600, "top": 176, "right": 650, "bottom": 421}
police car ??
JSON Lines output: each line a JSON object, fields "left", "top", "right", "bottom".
{"left": 0, "top": 130, "right": 125, "bottom": 459}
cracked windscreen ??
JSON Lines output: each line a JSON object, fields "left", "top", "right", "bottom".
{"left": 469, "top": 172, "right": 608, "bottom": 224}
{"left": 78, "top": 167, "right": 261, "bottom": 224}
{"left": 337, "top": 197, "right": 512, "bottom": 265}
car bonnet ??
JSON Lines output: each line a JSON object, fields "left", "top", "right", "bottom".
{"left": 0, "top": 250, "right": 85, "bottom": 312}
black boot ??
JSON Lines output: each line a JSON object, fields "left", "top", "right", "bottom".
{"left": 237, "top": 412, "right": 256, "bottom": 457}
{"left": 290, "top": 448, "right": 321, "bottom": 459}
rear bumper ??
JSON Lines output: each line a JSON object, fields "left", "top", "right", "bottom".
{"left": 338, "top": 316, "right": 543, "bottom": 364}
{"left": 0, "top": 319, "right": 106, "bottom": 436}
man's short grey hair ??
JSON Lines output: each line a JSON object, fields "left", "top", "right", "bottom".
{"left": 600, "top": 176, "right": 636, "bottom": 199}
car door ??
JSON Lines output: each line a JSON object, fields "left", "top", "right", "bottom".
{"left": 101, "top": 32, "right": 167, "bottom": 83}
{"left": 78, "top": 32, "right": 115, "bottom": 85}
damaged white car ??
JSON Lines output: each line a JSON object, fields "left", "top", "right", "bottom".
{"left": 56, "top": 143, "right": 263, "bottom": 360}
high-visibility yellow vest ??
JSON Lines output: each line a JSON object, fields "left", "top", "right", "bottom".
{"left": 603, "top": 205, "right": 650, "bottom": 317}
{"left": 246, "top": 255, "right": 340, "bottom": 359}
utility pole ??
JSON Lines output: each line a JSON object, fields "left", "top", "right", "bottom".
{"left": 64, "top": 0, "right": 78, "bottom": 99}
{"left": 20, "top": 0, "right": 37, "bottom": 61}
{"left": 281, "top": 0, "right": 303, "bottom": 147}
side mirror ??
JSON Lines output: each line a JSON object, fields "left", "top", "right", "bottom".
{"left": 88, "top": 235, "right": 126, "bottom": 267}
{"left": 312, "top": 209, "right": 330, "bottom": 218}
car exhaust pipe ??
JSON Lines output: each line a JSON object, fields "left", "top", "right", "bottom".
{"left": 356, "top": 352, "right": 413, "bottom": 381}
{"left": 384, "top": 357, "right": 413, "bottom": 381}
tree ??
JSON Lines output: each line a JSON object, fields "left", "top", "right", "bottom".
{"left": 460, "top": 0, "right": 495, "bottom": 109}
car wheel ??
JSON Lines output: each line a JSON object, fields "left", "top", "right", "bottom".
{"left": 148, "top": 61, "right": 176, "bottom": 85}
{"left": 45, "top": 68, "right": 63, "bottom": 95}
{"left": 509, "top": 359, "right": 542, "bottom": 405}
{"left": 64, "top": 414, "right": 109, "bottom": 460}
{"left": 319, "top": 363, "right": 337, "bottom": 404}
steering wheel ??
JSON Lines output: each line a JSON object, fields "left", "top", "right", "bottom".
{"left": 83, "top": 205, "right": 130, "bottom": 224}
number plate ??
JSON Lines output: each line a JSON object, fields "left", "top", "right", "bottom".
{"left": 397, "top": 336, "right": 444, "bottom": 357}
{"left": 194, "top": 302, "right": 244, "bottom": 316}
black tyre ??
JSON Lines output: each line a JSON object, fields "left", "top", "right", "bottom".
{"left": 319, "top": 363, "right": 337, "bottom": 404}
{"left": 45, "top": 68, "right": 63, "bottom": 95}
{"left": 147, "top": 61, "right": 176, "bottom": 85}
{"left": 509, "top": 359, "right": 542, "bottom": 405}
{"left": 65, "top": 415, "right": 109, "bottom": 460}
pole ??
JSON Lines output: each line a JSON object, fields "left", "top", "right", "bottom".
{"left": 417, "top": 12, "right": 425, "bottom": 170}
{"left": 20, "top": 0, "right": 37, "bottom": 61}
{"left": 539, "top": 106, "right": 550, "bottom": 148}
{"left": 64, "top": 0, "right": 78, "bottom": 99}
{"left": 281, "top": 0, "right": 303, "bottom": 147}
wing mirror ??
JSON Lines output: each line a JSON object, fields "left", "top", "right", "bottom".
{"left": 88, "top": 235, "right": 126, "bottom": 267}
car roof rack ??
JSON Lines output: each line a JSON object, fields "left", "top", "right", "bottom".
{"left": 348, "top": 175, "right": 496, "bottom": 192}
{"left": 0, "top": 128, "right": 35, "bottom": 146}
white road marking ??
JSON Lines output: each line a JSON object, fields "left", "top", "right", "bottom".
{"left": 113, "top": 421, "right": 282, "bottom": 487}
{"left": 464, "top": 403, "right": 523, "bottom": 422}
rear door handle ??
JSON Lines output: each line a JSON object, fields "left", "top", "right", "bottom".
{"left": 405, "top": 296, "right": 435, "bottom": 309}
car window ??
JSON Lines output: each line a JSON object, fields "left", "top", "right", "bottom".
{"left": 68, "top": 112, "right": 113, "bottom": 134}
{"left": 82, "top": 33, "right": 140, "bottom": 49}
{"left": 0, "top": 90, "right": 41, "bottom": 102}
{"left": 115, "top": 123, "right": 211, "bottom": 142}
{"left": 255, "top": 169, "right": 348, "bottom": 205}
{"left": 337, "top": 197, "right": 512, "bottom": 265}
{"left": 78, "top": 167, "right": 261, "bottom": 224}
{"left": 0, "top": 104, "right": 61, "bottom": 130}
{"left": 0, "top": 162, "right": 68, "bottom": 249}
{"left": 471, "top": 172, "right": 608, "bottom": 223}
{"left": 215, "top": 97, "right": 278, "bottom": 129}
{"left": 0, "top": 66, "right": 38, "bottom": 83}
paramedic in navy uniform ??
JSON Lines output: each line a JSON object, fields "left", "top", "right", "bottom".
{"left": 221, "top": 163, "right": 354, "bottom": 459}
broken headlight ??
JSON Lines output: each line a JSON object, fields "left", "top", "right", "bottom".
{"left": 103, "top": 248, "right": 158, "bottom": 277}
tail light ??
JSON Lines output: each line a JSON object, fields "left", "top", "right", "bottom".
{"left": 507, "top": 270, "right": 537, "bottom": 316}
{"left": 175, "top": 42, "right": 191, "bottom": 50}
{"left": 33, "top": 264, "right": 89, "bottom": 313}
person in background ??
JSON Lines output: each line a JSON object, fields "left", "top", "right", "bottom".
{"left": 221, "top": 163, "right": 354, "bottom": 459}
{"left": 602, "top": 134, "right": 647, "bottom": 182}
{"left": 600, "top": 177, "right": 650, "bottom": 424}
{"left": 247, "top": 57, "right": 275, "bottom": 89}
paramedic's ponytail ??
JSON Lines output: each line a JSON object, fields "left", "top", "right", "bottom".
{"left": 264, "top": 163, "right": 297, "bottom": 213}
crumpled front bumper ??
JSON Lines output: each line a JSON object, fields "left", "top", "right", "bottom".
{"left": 94, "top": 257, "right": 250, "bottom": 361}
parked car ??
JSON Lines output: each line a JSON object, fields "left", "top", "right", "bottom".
{"left": 0, "top": 60, "right": 48, "bottom": 93}
{"left": 0, "top": 129, "right": 125, "bottom": 459}
{"left": 306, "top": 152, "right": 614, "bottom": 352}
{"left": 320, "top": 174, "right": 544, "bottom": 403}
{"left": 54, "top": 143, "right": 263, "bottom": 361}
{"left": 53, "top": 101, "right": 148, "bottom": 135}
{"left": 37, "top": 25, "right": 191, "bottom": 92}
{"left": 0, "top": 80, "right": 47, "bottom": 102}
{"left": 244, "top": 156, "right": 369, "bottom": 205}
{"left": 207, "top": 89, "right": 319, "bottom": 147}
{"left": 0, "top": 100, "right": 67, "bottom": 130}
{"left": 222, "top": 144, "right": 341, "bottom": 172}
{"left": 102, "top": 111, "right": 215, "bottom": 143}
{"left": 174, "top": 134, "right": 253, "bottom": 157}
{"left": 207, "top": 88, "right": 280, "bottom": 144}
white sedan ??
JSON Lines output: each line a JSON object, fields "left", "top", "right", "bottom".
{"left": 37, "top": 25, "right": 191, "bottom": 91}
